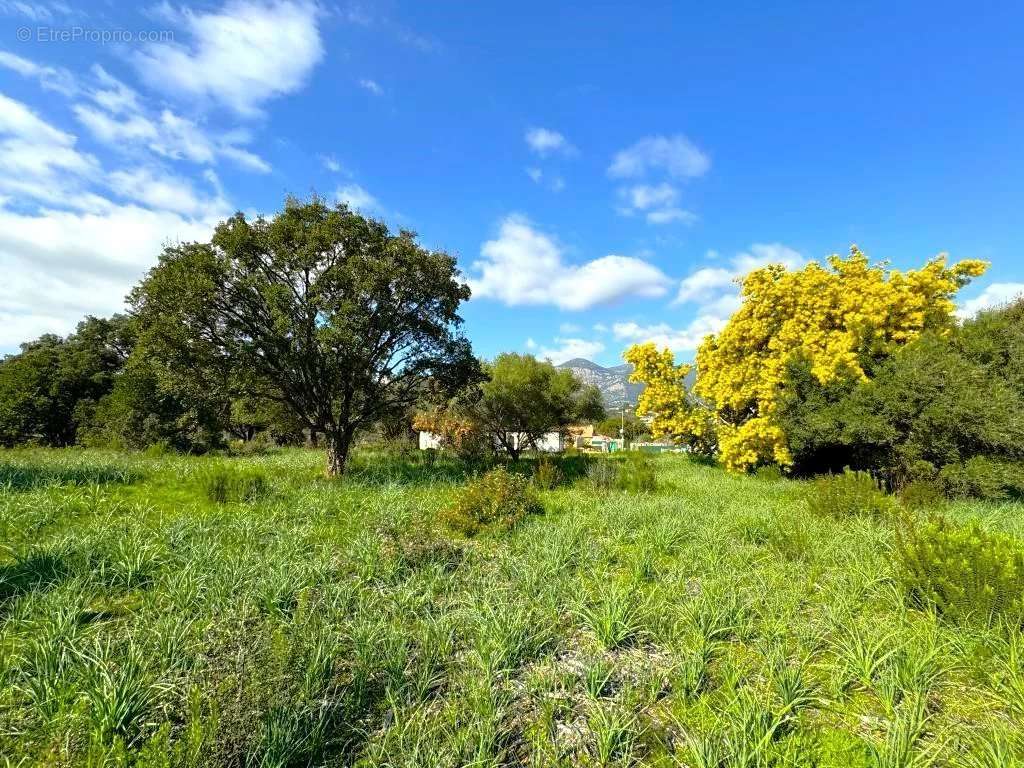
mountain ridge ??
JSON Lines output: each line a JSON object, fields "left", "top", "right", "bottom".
{"left": 555, "top": 357, "right": 645, "bottom": 410}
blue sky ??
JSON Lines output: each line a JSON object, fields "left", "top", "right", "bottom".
{"left": 1, "top": 1, "right": 1022, "bottom": 363}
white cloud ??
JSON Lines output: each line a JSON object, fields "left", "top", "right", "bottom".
{"left": 0, "top": 92, "right": 100, "bottom": 206}
{"left": 608, "top": 134, "right": 710, "bottom": 179}
{"left": 0, "top": 1, "right": 70, "bottom": 21}
{"left": 108, "top": 167, "right": 230, "bottom": 217}
{"left": 321, "top": 154, "right": 342, "bottom": 172}
{"left": 74, "top": 97, "right": 271, "bottom": 173}
{"left": 617, "top": 184, "right": 696, "bottom": 226}
{"left": 525, "top": 127, "right": 575, "bottom": 156}
{"left": 646, "top": 207, "right": 696, "bottom": 225}
{"left": 675, "top": 266, "right": 734, "bottom": 304}
{"left": 538, "top": 337, "right": 606, "bottom": 365}
{"left": 675, "top": 243, "right": 803, "bottom": 305}
{"left": 619, "top": 183, "right": 678, "bottom": 211}
{"left": 336, "top": 183, "right": 381, "bottom": 213}
{"left": 133, "top": 0, "right": 324, "bottom": 116}
{"left": 0, "top": 91, "right": 74, "bottom": 145}
{"left": 525, "top": 166, "right": 565, "bottom": 192}
{"left": 0, "top": 92, "right": 232, "bottom": 350}
{"left": 358, "top": 78, "right": 383, "bottom": 95}
{"left": 612, "top": 316, "right": 726, "bottom": 354}
{"left": 957, "top": 282, "right": 1024, "bottom": 319}
{"left": 612, "top": 242, "right": 805, "bottom": 355}
{"left": 469, "top": 215, "right": 671, "bottom": 311}
{"left": 559, "top": 322, "right": 581, "bottom": 334}
{"left": 0, "top": 50, "right": 76, "bottom": 95}
{"left": 0, "top": 203, "right": 221, "bottom": 348}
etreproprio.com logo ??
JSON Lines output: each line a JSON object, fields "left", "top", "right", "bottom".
{"left": 17, "top": 26, "right": 174, "bottom": 44}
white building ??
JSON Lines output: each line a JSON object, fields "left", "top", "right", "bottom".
{"left": 418, "top": 431, "right": 444, "bottom": 450}
{"left": 417, "top": 430, "right": 565, "bottom": 453}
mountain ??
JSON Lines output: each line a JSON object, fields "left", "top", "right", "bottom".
{"left": 556, "top": 358, "right": 646, "bottom": 410}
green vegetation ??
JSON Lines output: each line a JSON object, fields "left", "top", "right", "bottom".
{"left": 2, "top": 447, "right": 1023, "bottom": 766}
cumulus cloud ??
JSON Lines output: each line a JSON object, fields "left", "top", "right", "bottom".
{"left": 469, "top": 215, "right": 671, "bottom": 311}
{"left": 0, "top": 204, "right": 220, "bottom": 348}
{"left": 674, "top": 243, "right": 803, "bottom": 304}
{"left": 336, "top": 183, "right": 381, "bottom": 214}
{"left": 611, "top": 314, "right": 729, "bottom": 354}
{"left": 0, "top": 92, "right": 228, "bottom": 349}
{"left": 538, "top": 337, "right": 606, "bottom": 365}
{"left": 608, "top": 134, "right": 710, "bottom": 179}
{"left": 0, "top": 91, "right": 100, "bottom": 206}
{"left": 957, "top": 282, "right": 1024, "bottom": 319}
{"left": 607, "top": 243, "right": 805, "bottom": 355}
{"left": 133, "top": 0, "right": 324, "bottom": 116}
{"left": 525, "top": 127, "right": 575, "bottom": 156}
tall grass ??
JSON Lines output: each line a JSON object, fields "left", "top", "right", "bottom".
{"left": 0, "top": 446, "right": 1021, "bottom": 765}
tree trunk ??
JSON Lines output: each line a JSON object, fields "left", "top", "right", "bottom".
{"left": 325, "top": 429, "right": 352, "bottom": 477}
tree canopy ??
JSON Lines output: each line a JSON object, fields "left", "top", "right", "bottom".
{"left": 627, "top": 248, "right": 988, "bottom": 472}
{"left": 0, "top": 315, "right": 132, "bottom": 447}
{"left": 131, "top": 197, "right": 478, "bottom": 474}
{"left": 470, "top": 353, "right": 605, "bottom": 460}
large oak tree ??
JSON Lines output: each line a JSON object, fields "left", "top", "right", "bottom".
{"left": 131, "top": 198, "right": 477, "bottom": 475}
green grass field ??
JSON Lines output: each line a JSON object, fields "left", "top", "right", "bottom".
{"left": 1, "top": 448, "right": 1023, "bottom": 767}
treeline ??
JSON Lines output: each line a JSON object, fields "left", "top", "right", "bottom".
{"left": 0, "top": 313, "right": 305, "bottom": 453}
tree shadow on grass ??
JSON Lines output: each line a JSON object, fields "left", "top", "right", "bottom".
{"left": 344, "top": 451, "right": 595, "bottom": 486}
{"left": 0, "top": 462, "right": 142, "bottom": 491}
{"left": 0, "top": 546, "right": 75, "bottom": 615}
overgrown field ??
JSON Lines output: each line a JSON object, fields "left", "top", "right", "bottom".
{"left": 1, "top": 448, "right": 1023, "bottom": 767}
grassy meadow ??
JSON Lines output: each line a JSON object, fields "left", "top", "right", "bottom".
{"left": 1, "top": 448, "right": 1023, "bottom": 767}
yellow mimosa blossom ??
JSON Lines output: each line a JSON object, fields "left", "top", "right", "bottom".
{"left": 626, "top": 247, "right": 987, "bottom": 471}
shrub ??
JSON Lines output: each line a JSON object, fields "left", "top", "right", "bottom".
{"left": 201, "top": 467, "right": 271, "bottom": 504}
{"left": 754, "top": 465, "right": 784, "bottom": 482}
{"left": 894, "top": 514, "right": 1024, "bottom": 625}
{"left": 807, "top": 469, "right": 894, "bottom": 518}
{"left": 442, "top": 467, "right": 543, "bottom": 536}
{"left": 898, "top": 479, "right": 948, "bottom": 512}
{"left": 617, "top": 456, "right": 658, "bottom": 493}
{"left": 587, "top": 460, "right": 620, "bottom": 491}
{"left": 938, "top": 456, "right": 1024, "bottom": 501}
{"left": 533, "top": 457, "right": 564, "bottom": 490}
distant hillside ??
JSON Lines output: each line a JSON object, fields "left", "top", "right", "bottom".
{"left": 555, "top": 358, "right": 646, "bottom": 410}
{"left": 556, "top": 357, "right": 697, "bottom": 411}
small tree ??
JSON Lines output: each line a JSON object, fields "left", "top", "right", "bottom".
{"left": 131, "top": 197, "right": 478, "bottom": 475}
{"left": 471, "top": 353, "right": 604, "bottom": 460}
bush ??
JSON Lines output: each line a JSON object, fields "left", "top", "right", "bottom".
{"left": 442, "top": 467, "right": 543, "bottom": 536}
{"left": 533, "top": 457, "right": 564, "bottom": 490}
{"left": 617, "top": 456, "right": 658, "bottom": 493}
{"left": 807, "top": 469, "right": 894, "bottom": 518}
{"left": 201, "top": 467, "right": 271, "bottom": 504}
{"left": 587, "top": 460, "right": 620, "bottom": 491}
{"left": 229, "top": 432, "right": 276, "bottom": 457}
{"left": 894, "top": 514, "right": 1024, "bottom": 625}
{"left": 754, "top": 465, "right": 784, "bottom": 482}
{"left": 898, "top": 479, "right": 948, "bottom": 512}
{"left": 938, "top": 456, "right": 1024, "bottom": 501}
